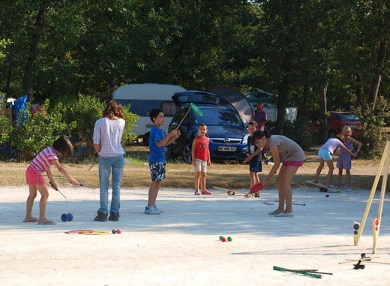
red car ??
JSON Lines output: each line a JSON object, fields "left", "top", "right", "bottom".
{"left": 309, "top": 111, "right": 362, "bottom": 138}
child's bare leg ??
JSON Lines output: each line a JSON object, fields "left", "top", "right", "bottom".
{"left": 346, "top": 169, "right": 351, "bottom": 187}
{"left": 24, "top": 185, "right": 39, "bottom": 222}
{"left": 194, "top": 172, "right": 201, "bottom": 193}
{"left": 249, "top": 172, "right": 255, "bottom": 187}
{"left": 277, "top": 166, "right": 299, "bottom": 213}
{"left": 337, "top": 168, "right": 343, "bottom": 188}
{"left": 252, "top": 172, "right": 260, "bottom": 196}
{"left": 325, "top": 160, "right": 334, "bottom": 186}
{"left": 253, "top": 172, "right": 259, "bottom": 185}
{"left": 148, "top": 181, "right": 161, "bottom": 206}
{"left": 200, "top": 172, "right": 207, "bottom": 192}
{"left": 37, "top": 184, "right": 50, "bottom": 222}
{"left": 314, "top": 160, "right": 324, "bottom": 182}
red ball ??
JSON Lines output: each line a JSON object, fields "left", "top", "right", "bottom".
{"left": 116, "top": 229, "right": 122, "bottom": 234}
{"left": 221, "top": 237, "right": 227, "bottom": 242}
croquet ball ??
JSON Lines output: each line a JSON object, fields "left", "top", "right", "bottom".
{"left": 67, "top": 213, "right": 73, "bottom": 221}
{"left": 112, "top": 229, "right": 117, "bottom": 234}
{"left": 219, "top": 236, "right": 223, "bottom": 241}
{"left": 221, "top": 237, "right": 227, "bottom": 242}
{"left": 116, "top": 229, "right": 122, "bottom": 234}
{"left": 326, "top": 195, "right": 329, "bottom": 198}
{"left": 61, "top": 213, "right": 68, "bottom": 222}
{"left": 227, "top": 236, "right": 232, "bottom": 242}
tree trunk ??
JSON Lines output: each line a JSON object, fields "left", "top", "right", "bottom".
{"left": 319, "top": 82, "right": 328, "bottom": 141}
{"left": 22, "top": 2, "right": 47, "bottom": 102}
{"left": 369, "top": 39, "right": 388, "bottom": 110}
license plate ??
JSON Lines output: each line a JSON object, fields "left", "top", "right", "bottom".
{"left": 218, "top": 146, "right": 237, "bottom": 152}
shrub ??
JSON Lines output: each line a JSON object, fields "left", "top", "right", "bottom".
{"left": 352, "top": 97, "right": 389, "bottom": 159}
{"left": 55, "top": 95, "right": 139, "bottom": 156}
{"left": 265, "top": 117, "right": 315, "bottom": 151}
{"left": 8, "top": 99, "right": 75, "bottom": 161}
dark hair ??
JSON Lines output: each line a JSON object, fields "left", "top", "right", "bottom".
{"left": 335, "top": 135, "right": 344, "bottom": 144}
{"left": 251, "top": 130, "right": 271, "bottom": 145}
{"left": 150, "top": 108, "right": 163, "bottom": 122}
{"left": 52, "top": 136, "right": 73, "bottom": 158}
{"left": 199, "top": 123, "right": 207, "bottom": 127}
{"left": 248, "top": 121, "right": 258, "bottom": 128}
{"left": 103, "top": 100, "right": 124, "bottom": 119}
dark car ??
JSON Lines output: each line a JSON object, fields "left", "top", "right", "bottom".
{"left": 167, "top": 91, "right": 249, "bottom": 163}
{"left": 308, "top": 111, "right": 362, "bottom": 137}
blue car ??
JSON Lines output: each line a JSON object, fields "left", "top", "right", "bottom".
{"left": 167, "top": 90, "right": 249, "bottom": 163}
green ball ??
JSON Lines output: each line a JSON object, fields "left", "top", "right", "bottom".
{"left": 219, "top": 236, "right": 223, "bottom": 240}
{"left": 227, "top": 236, "right": 232, "bottom": 241}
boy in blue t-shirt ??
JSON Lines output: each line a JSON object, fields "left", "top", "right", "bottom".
{"left": 145, "top": 108, "right": 181, "bottom": 215}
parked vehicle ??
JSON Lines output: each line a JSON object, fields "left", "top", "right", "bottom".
{"left": 112, "top": 83, "right": 186, "bottom": 145}
{"left": 167, "top": 90, "right": 249, "bottom": 163}
{"left": 308, "top": 111, "right": 362, "bottom": 138}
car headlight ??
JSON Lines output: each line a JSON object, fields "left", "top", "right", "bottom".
{"left": 242, "top": 134, "right": 250, "bottom": 144}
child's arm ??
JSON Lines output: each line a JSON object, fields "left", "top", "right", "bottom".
{"left": 207, "top": 145, "right": 211, "bottom": 166}
{"left": 156, "top": 129, "right": 181, "bottom": 148}
{"left": 340, "top": 144, "right": 357, "bottom": 157}
{"left": 52, "top": 160, "right": 80, "bottom": 185}
{"left": 350, "top": 138, "right": 362, "bottom": 153}
{"left": 46, "top": 167, "right": 57, "bottom": 190}
{"left": 261, "top": 145, "right": 280, "bottom": 186}
{"left": 191, "top": 138, "right": 198, "bottom": 167}
{"left": 244, "top": 147, "right": 262, "bottom": 163}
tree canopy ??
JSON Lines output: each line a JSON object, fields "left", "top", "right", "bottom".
{"left": 1, "top": 0, "right": 389, "bottom": 132}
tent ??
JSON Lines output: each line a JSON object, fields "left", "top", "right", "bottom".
{"left": 208, "top": 87, "right": 254, "bottom": 123}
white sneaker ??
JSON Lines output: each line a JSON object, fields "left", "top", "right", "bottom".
{"left": 275, "top": 212, "right": 293, "bottom": 217}
{"left": 144, "top": 206, "right": 160, "bottom": 215}
{"left": 153, "top": 205, "right": 164, "bottom": 213}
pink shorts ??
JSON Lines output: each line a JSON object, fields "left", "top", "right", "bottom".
{"left": 26, "top": 166, "right": 46, "bottom": 185}
{"left": 282, "top": 160, "right": 304, "bottom": 167}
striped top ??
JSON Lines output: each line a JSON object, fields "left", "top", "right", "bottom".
{"left": 29, "top": 147, "right": 58, "bottom": 173}
{"left": 93, "top": 117, "right": 125, "bottom": 157}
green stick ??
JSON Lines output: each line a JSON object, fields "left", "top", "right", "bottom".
{"left": 273, "top": 266, "right": 322, "bottom": 279}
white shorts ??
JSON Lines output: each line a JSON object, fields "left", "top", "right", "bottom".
{"left": 194, "top": 159, "right": 207, "bottom": 173}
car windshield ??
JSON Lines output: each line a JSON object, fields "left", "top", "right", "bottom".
{"left": 194, "top": 107, "right": 243, "bottom": 127}
{"left": 337, "top": 113, "right": 360, "bottom": 121}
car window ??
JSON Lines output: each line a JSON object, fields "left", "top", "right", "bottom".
{"left": 337, "top": 113, "right": 360, "bottom": 121}
{"left": 194, "top": 108, "right": 243, "bottom": 127}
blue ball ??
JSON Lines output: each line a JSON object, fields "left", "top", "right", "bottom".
{"left": 61, "top": 213, "right": 68, "bottom": 222}
{"left": 67, "top": 213, "right": 73, "bottom": 221}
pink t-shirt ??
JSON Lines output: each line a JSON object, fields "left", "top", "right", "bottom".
{"left": 29, "top": 147, "right": 58, "bottom": 173}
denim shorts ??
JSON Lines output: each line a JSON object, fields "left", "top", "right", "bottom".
{"left": 249, "top": 160, "right": 262, "bottom": 173}
{"left": 149, "top": 162, "right": 166, "bottom": 181}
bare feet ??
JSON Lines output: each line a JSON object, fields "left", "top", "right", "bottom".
{"left": 23, "top": 217, "right": 39, "bottom": 222}
{"left": 37, "top": 220, "right": 55, "bottom": 225}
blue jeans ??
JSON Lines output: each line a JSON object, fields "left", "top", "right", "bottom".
{"left": 98, "top": 156, "right": 124, "bottom": 214}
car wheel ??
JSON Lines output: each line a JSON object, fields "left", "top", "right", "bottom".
{"left": 182, "top": 143, "right": 192, "bottom": 163}
{"left": 328, "top": 130, "right": 336, "bottom": 138}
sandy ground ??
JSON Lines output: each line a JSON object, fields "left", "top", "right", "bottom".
{"left": 1, "top": 185, "right": 390, "bottom": 285}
